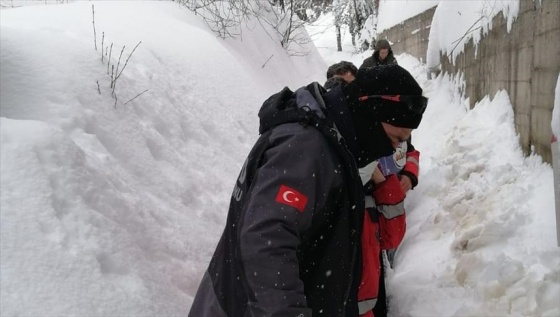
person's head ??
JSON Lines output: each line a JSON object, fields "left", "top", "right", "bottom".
{"left": 375, "top": 39, "right": 392, "bottom": 61}
{"left": 325, "top": 61, "right": 358, "bottom": 90}
{"left": 326, "top": 61, "right": 358, "bottom": 81}
{"left": 342, "top": 64, "right": 427, "bottom": 166}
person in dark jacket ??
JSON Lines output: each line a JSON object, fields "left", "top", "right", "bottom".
{"left": 188, "top": 64, "right": 427, "bottom": 317}
{"left": 360, "top": 39, "right": 398, "bottom": 70}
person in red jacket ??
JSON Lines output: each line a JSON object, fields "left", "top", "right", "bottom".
{"left": 324, "top": 62, "right": 422, "bottom": 317}
{"left": 348, "top": 75, "right": 425, "bottom": 317}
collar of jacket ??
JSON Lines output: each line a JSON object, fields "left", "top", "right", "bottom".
{"left": 321, "top": 85, "right": 361, "bottom": 159}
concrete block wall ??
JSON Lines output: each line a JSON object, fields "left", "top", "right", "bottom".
{"left": 377, "top": 7, "right": 436, "bottom": 64}
{"left": 378, "top": 0, "right": 559, "bottom": 163}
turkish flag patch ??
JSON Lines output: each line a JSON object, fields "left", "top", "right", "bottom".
{"left": 275, "top": 184, "right": 308, "bottom": 213}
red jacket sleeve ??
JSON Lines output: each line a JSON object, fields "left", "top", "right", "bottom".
{"left": 401, "top": 148, "right": 420, "bottom": 188}
{"left": 357, "top": 211, "right": 381, "bottom": 315}
{"left": 372, "top": 174, "right": 406, "bottom": 250}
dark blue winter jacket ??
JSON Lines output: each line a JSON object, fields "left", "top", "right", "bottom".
{"left": 188, "top": 83, "right": 365, "bottom": 317}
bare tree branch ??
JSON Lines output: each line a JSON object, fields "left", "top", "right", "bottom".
{"left": 124, "top": 89, "right": 149, "bottom": 105}
{"left": 92, "top": 4, "right": 97, "bottom": 50}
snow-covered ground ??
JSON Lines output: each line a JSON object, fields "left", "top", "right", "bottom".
{"left": 1, "top": 1, "right": 559, "bottom": 316}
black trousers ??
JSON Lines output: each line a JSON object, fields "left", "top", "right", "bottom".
{"left": 373, "top": 252, "right": 388, "bottom": 317}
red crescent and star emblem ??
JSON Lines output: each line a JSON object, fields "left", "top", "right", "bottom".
{"left": 275, "top": 184, "right": 308, "bottom": 213}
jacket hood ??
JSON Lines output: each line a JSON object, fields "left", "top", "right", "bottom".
{"left": 258, "top": 83, "right": 327, "bottom": 135}
{"left": 375, "top": 39, "right": 392, "bottom": 51}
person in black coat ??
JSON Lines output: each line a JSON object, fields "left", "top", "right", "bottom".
{"left": 360, "top": 39, "right": 398, "bottom": 70}
{"left": 188, "top": 64, "right": 427, "bottom": 317}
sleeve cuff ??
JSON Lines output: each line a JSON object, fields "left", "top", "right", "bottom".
{"left": 400, "top": 170, "right": 418, "bottom": 189}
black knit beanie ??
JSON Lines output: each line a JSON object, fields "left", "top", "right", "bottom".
{"left": 342, "top": 64, "right": 425, "bottom": 166}
{"left": 354, "top": 64, "right": 424, "bottom": 128}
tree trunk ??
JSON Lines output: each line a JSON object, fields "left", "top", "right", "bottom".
{"left": 336, "top": 25, "right": 342, "bottom": 52}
